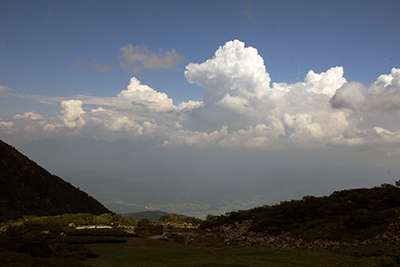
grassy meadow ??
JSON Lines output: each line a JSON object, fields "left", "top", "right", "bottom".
{"left": 85, "top": 235, "right": 374, "bottom": 267}
{"left": 1, "top": 217, "right": 398, "bottom": 267}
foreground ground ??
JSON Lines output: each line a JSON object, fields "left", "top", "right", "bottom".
{"left": 4, "top": 181, "right": 400, "bottom": 266}
{"left": 83, "top": 230, "right": 395, "bottom": 267}
{"left": 1, "top": 224, "right": 399, "bottom": 266}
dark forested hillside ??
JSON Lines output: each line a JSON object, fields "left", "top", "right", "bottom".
{"left": 0, "top": 139, "right": 111, "bottom": 221}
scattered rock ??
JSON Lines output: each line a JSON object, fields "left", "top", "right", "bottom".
{"left": 214, "top": 220, "right": 400, "bottom": 250}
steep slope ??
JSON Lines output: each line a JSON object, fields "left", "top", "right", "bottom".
{"left": 0, "top": 139, "right": 111, "bottom": 221}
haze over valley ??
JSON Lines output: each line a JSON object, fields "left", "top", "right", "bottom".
{"left": 15, "top": 138, "right": 399, "bottom": 219}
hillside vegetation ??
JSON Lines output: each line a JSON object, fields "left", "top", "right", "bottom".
{"left": 201, "top": 182, "right": 400, "bottom": 248}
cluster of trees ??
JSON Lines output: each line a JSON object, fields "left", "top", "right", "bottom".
{"left": 159, "top": 214, "right": 202, "bottom": 225}
{"left": 133, "top": 214, "right": 202, "bottom": 235}
{"left": 135, "top": 217, "right": 163, "bottom": 234}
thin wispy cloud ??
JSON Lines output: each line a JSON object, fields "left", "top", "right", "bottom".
{"left": 71, "top": 60, "right": 111, "bottom": 72}
{"left": 243, "top": 1, "right": 254, "bottom": 19}
{"left": 0, "top": 85, "right": 10, "bottom": 92}
{"left": 119, "top": 44, "right": 185, "bottom": 73}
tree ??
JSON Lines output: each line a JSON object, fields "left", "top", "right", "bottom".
{"left": 137, "top": 218, "right": 153, "bottom": 228}
{"left": 136, "top": 218, "right": 162, "bottom": 234}
{"left": 159, "top": 214, "right": 182, "bottom": 222}
{"left": 183, "top": 216, "right": 202, "bottom": 224}
{"left": 159, "top": 215, "right": 170, "bottom": 222}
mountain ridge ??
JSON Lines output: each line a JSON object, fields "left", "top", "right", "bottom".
{"left": 0, "top": 139, "right": 112, "bottom": 221}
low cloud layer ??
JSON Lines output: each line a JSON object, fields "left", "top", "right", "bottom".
{"left": 2, "top": 40, "right": 400, "bottom": 154}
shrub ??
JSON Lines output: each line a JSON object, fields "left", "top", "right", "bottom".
{"left": 136, "top": 218, "right": 162, "bottom": 234}
{"left": 344, "top": 215, "right": 370, "bottom": 229}
{"left": 17, "top": 241, "right": 53, "bottom": 258}
{"left": 137, "top": 218, "right": 153, "bottom": 228}
{"left": 373, "top": 247, "right": 400, "bottom": 267}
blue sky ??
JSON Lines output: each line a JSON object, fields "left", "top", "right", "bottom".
{"left": 1, "top": 0, "right": 400, "bottom": 167}
{"left": 2, "top": 1, "right": 398, "bottom": 103}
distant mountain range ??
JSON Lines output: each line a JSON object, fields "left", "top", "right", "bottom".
{"left": 0, "top": 139, "right": 111, "bottom": 221}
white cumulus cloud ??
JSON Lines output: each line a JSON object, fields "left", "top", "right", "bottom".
{"left": 2, "top": 40, "right": 400, "bottom": 153}
{"left": 117, "top": 77, "right": 175, "bottom": 112}
{"left": 14, "top": 111, "right": 45, "bottom": 120}
{"left": 60, "top": 100, "right": 86, "bottom": 129}
{"left": 185, "top": 39, "right": 271, "bottom": 106}
{"left": 180, "top": 40, "right": 351, "bottom": 148}
{"left": 0, "top": 120, "right": 14, "bottom": 128}
{"left": 304, "top": 67, "right": 347, "bottom": 97}
{"left": 331, "top": 68, "right": 400, "bottom": 113}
